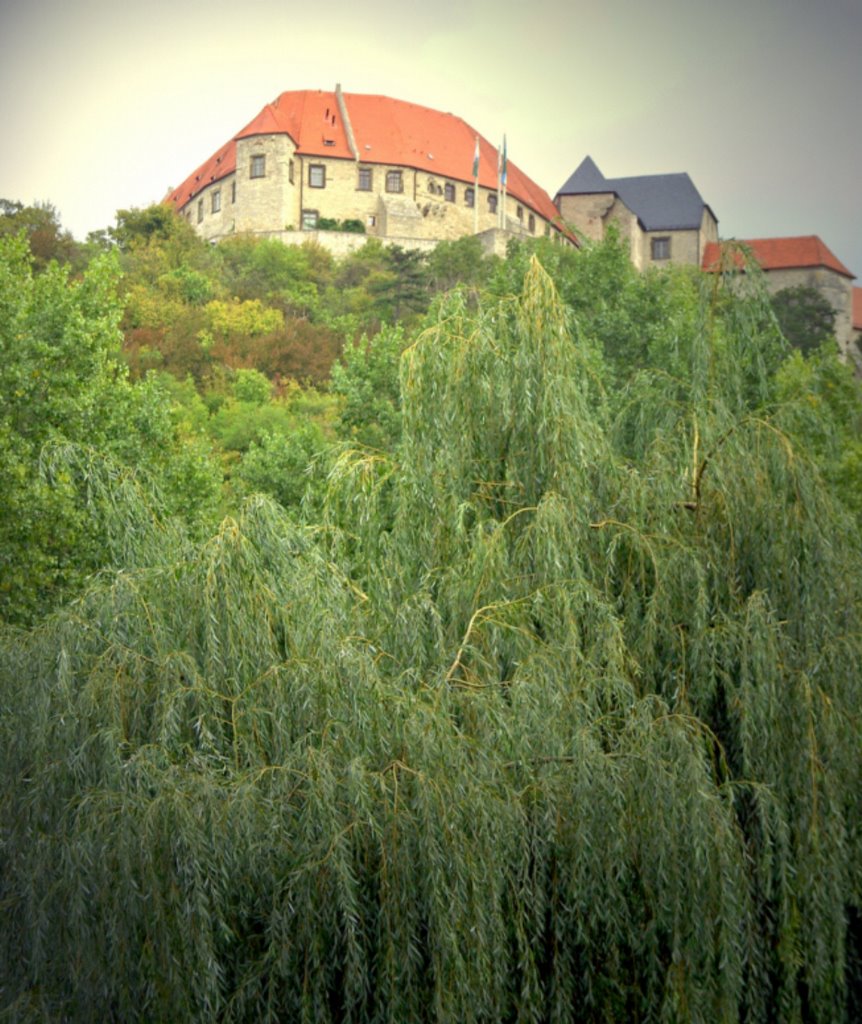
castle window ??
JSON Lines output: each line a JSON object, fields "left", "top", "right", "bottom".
{"left": 301, "top": 209, "right": 319, "bottom": 230}
{"left": 386, "top": 170, "right": 403, "bottom": 193}
{"left": 309, "top": 164, "right": 326, "bottom": 188}
{"left": 250, "top": 155, "right": 265, "bottom": 179}
{"left": 231, "top": 180, "right": 236, "bottom": 203}
{"left": 357, "top": 167, "right": 373, "bottom": 191}
{"left": 444, "top": 182, "right": 455, "bottom": 202}
{"left": 465, "top": 187, "right": 475, "bottom": 208}
{"left": 516, "top": 205, "right": 524, "bottom": 222}
{"left": 488, "top": 193, "right": 497, "bottom": 213}
{"left": 197, "top": 200, "right": 203, "bottom": 223}
{"left": 651, "top": 236, "right": 671, "bottom": 260}
{"left": 289, "top": 160, "right": 294, "bottom": 184}
{"left": 528, "top": 213, "right": 535, "bottom": 233}
{"left": 211, "top": 190, "right": 221, "bottom": 214}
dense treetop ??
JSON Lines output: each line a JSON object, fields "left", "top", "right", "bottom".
{"left": 1, "top": 204, "right": 861, "bottom": 1021}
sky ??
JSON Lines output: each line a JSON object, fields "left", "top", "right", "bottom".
{"left": 1, "top": 0, "right": 860, "bottom": 276}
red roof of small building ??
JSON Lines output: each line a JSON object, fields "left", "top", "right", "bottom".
{"left": 702, "top": 236, "right": 854, "bottom": 279}
{"left": 853, "top": 287, "right": 862, "bottom": 331}
{"left": 165, "top": 89, "right": 564, "bottom": 229}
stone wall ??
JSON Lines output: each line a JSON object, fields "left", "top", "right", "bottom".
{"left": 556, "top": 194, "right": 717, "bottom": 272}
{"left": 235, "top": 135, "right": 298, "bottom": 234}
{"left": 556, "top": 192, "right": 616, "bottom": 242}
{"left": 760, "top": 266, "right": 855, "bottom": 358}
{"left": 182, "top": 146, "right": 564, "bottom": 247}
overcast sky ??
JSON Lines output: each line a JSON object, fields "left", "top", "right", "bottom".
{"left": 1, "top": 0, "right": 860, "bottom": 276}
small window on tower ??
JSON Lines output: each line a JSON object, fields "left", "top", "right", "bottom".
{"left": 250, "top": 155, "right": 266, "bottom": 179}
{"left": 651, "top": 236, "right": 671, "bottom": 260}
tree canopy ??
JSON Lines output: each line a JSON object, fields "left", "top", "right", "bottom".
{"left": 2, "top": 248, "right": 861, "bottom": 1022}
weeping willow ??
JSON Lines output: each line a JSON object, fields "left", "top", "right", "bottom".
{"left": 1, "top": 259, "right": 860, "bottom": 1023}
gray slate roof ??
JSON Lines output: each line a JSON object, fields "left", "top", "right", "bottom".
{"left": 557, "top": 156, "right": 715, "bottom": 232}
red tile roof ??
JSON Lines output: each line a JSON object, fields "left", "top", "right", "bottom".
{"left": 166, "top": 89, "right": 564, "bottom": 229}
{"left": 853, "top": 287, "right": 862, "bottom": 331}
{"left": 702, "top": 236, "right": 854, "bottom": 279}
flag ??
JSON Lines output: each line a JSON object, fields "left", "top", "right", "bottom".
{"left": 501, "top": 134, "right": 507, "bottom": 187}
{"left": 472, "top": 136, "right": 480, "bottom": 179}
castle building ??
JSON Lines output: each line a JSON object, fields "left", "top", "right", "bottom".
{"left": 165, "top": 86, "right": 569, "bottom": 254}
{"left": 555, "top": 156, "right": 718, "bottom": 270}
{"left": 703, "top": 235, "right": 858, "bottom": 363}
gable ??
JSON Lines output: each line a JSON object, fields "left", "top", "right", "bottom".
{"left": 556, "top": 157, "right": 713, "bottom": 232}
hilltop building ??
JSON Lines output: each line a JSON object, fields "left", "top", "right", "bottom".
{"left": 554, "top": 156, "right": 718, "bottom": 270}
{"left": 702, "top": 236, "right": 858, "bottom": 362}
{"left": 166, "top": 86, "right": 569, "bottom": 255}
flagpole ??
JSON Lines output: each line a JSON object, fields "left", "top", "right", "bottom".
{"left": 501, "top": 134, "right": 507, "bottom": 232}
{"left": 497, "top": 144, "right": 502, "bottom": 230}
{"left": 473, "top": 135, "right": 479, "bottom": 234}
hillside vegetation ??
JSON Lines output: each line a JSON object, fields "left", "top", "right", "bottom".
{"left": 1, "top": 204, "right": 862, "bottom": 1022}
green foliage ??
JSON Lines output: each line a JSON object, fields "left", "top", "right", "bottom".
{"left": 0, "top": 234, "right": 221, "bottom": 624}
{"left": 426, "top": 234, "right": 498, "bottom": 293}
{"left": 232, "top": 367, "right": 272, "bottom": 405}
{"left": 330, "top": 323, "right": 407, "bottom": 449}
{"left": 2, "top": 257, "right": 861, "bottom": 1021}
{"left": 771, "top": 284, "right": 836, "bottom": 353}
{"left": 773, "top": 343, "right": 862, "bottom": 517}
{"left": 316, "top": 217, "right": 366, "bottom": 234}
{"left": 234, "top": 422, "right": 332, "bottom": 512}
{"left": 111, "top": 203, "right": 196, "bottom": 252}
{"left": 0, "top": 198, "right": 81, "bottom": 270}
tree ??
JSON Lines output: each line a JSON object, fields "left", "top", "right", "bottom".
{"left": 2, "top": 256, "right": 861, "bottom": 1022}
{"left": 0, "top": 234, "right": 221, "bottom": 625}
{"left": 771, "top": 284, "right": 836, "bottom": 353}
{"left": 0, "top": 198, "right": 80, "bottom": 269}
{"left": 330, "top": 323, "right": 407, "bottom": 449}
{"left": 426, "top": 235, "right": 497, "bottom": 293}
